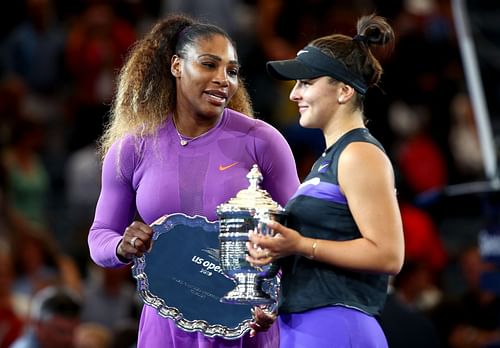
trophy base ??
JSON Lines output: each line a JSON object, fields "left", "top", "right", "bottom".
{"left": 220, "top": 287, "right": 274, "bottom": 305}
{"left": 220, "top": 273, "right": 275, "bottom": 305}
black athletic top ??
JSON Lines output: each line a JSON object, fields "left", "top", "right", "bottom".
{"left": 279, "top": 128, "right": 390, "bottom": 315}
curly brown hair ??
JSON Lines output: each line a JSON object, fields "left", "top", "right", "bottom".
{"left": 99, "top": 14, "right": 253, "bottom": 159}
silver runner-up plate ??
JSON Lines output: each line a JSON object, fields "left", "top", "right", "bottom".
{"left": 132, "top": 213, "right": 278, "bottom": 339}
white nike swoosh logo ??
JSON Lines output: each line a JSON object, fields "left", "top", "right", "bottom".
{"left": 318, "top": 163, "right": 329, "bottom": 171}
{"left": 299, "top": 177, "right": 321, "bottom": 189}
{"left": 297, "top": 49, "right": 309, "bottom": 56}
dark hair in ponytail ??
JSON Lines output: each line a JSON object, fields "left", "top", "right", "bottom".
{"left": 309, "top": 14, "right": 394, "bottom": 108}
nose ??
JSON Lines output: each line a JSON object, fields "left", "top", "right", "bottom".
{"left": 289, "top": 81, "right": 301, "bottom": 101}
{"left": 213, "top": 68, "right": 229, "bottom": 86}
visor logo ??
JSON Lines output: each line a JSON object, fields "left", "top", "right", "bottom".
{"left": 297, "top": 49, "right": 309, "bottom": 56}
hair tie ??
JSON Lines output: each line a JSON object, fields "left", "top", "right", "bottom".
{"left": 353, "top": 34, "right": 369, "bottom": 44}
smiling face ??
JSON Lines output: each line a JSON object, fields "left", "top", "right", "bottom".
{"left": 289, "top": 76, "right": 342, "bottom": 129}
{"left": 172, "top": 34, "right": 239, "bottom": 121}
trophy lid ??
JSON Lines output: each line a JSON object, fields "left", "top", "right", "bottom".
{"left": 217, "top": 164, "right": 284, "bottom": 213}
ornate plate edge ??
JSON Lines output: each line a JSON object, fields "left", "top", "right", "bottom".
{"left": 131, "top": 213, "right": 252, "bottom": 339}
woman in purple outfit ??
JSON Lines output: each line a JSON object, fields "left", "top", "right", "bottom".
{"left": 247, "top": 14, "right": 405, "bottom": 347}
{"left": 88, "top": 14, "right": 299, "bottom": 347}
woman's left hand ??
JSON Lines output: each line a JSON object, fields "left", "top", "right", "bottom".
{"left": 246, "top": 220, "right": 302, "bottom": 266}
{"left": 249, "top": 306, "right": 277, "bottom": 337}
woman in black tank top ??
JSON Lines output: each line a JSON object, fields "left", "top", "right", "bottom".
{"left": 247, "top": 14, "right": 405, "bottom": 348}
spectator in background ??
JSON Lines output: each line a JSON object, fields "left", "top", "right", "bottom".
{"left": 111, "top": 320, "right": 138, "bottom": 348}
{"left": 1, "top": 0, "right": 66, "bottom": 96}
{"left": 385, "top": 0, "right": 460, "bottom": 159}
{"left": 431, "top": 245, "right": 500, "bottom": 348}
{"left": 11, "top": 229, "right": 82, "bottom": 317}
{"left": 388, "top": 100, "right": 448, "bottom": 195}
{"left": 0, "top": 239, "right": 24, "bottom": 348}
{"left": 448, "top": 92, "right": 484, "bottom": 183}
{"left": 63, "top": 140, "right": 101, "bottom": 273}
{"left": 64, "top": 1, "right": 136, "bottom": 152}
{"left": 379, "top": 260, "right": 441, "bottom": 348}
{"left": 391, "top": 260, "right": 442, "bottom": 312}
{"left": 80, "top": 264, "right": 139, "bottom": 330}
{"left": 0, "top": 78, "right": 27, "bottom": 149}
{"left": 0, "top": 0, "right": 69, "bottom": 217}
{"left": 395, "top": 202, "right": 447, "bottom": 311}
{"left": 74, "top": 322, "right": 113, "bottom": 348}
{"left": 162, "top": 0, "right": 256, "bottom": 60}
{"left": 11, "top": 230, "right": 62, "bottom": 301}
{"left": 0, "top": 146, "right": 13, "bottom": 234}
{"left": 10, "top": 286, "right": 82, "bottom": 348}
{"left": 0, "top": 0, "right": 68, "bottom": 145}
{"left": 1, "top": 117, "right": 50, "bottom": 231}
{"left": 394, "top": 173, "right": 448, "bottom": 313}
{"left": 0, "top": 143, "right": 48, "bottom": 264}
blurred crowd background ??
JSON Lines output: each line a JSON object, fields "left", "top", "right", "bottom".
{"left": 1, "top": 0, "right": 499, "bottom": 347}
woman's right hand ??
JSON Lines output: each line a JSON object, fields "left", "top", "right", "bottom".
{"left": 116, "top": 221, "right": 154, "bottom": 261}
{"left": 246, "top": 220, "right": 304, "bottom": 266}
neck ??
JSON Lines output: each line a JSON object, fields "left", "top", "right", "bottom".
{"left": 323, "top": 109, "right": 365, "bottom": 148}
{"left": 172, "top": 111, "right": 222, "bottom": 138}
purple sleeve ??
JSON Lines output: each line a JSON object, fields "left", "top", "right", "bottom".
{"left": 252, "top": 121, "right": 300, "bottom": 207}
{"left": 88, "top": 138, "right": 138, "bottom": 268}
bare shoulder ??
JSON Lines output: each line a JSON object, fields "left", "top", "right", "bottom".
{"left": 338, "top": 141, "right": 394, "bottom": 189}
{"left": 340, "top": 141, "right": 391, "bottom": 168}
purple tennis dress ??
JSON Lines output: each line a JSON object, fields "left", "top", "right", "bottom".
{"left": 88, "top": 108, "right": 300, "bottom": 347}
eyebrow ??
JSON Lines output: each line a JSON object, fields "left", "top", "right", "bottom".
{"left": 198, "top": 54, "right": 240, "bottom": 66}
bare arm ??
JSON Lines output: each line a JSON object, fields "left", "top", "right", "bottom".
{"left": 248, "top": 142, "right": 404, "bottom": 275}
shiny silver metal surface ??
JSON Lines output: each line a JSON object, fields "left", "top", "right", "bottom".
{"left": 217, "top": 164, "right": 285, "bottom": 305}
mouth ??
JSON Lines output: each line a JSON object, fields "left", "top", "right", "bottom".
{"left": 297, "top": 104, "right": 308, "bottom": 113}
{"left": 205, "top": 90, "right": 228, "bottom": 105}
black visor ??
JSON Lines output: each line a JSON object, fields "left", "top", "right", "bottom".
{"left": 266, "top": 46, "right": 368, "bottom": 95}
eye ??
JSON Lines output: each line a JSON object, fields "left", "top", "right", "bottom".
{"left": 298, "top": 79, "right": 312, "bottom": 86}
{"left": 201, "top": 61, "right": 216, "bottom": 68}
{"left": 227, "top": 68, "right": 239, "bottom": 77}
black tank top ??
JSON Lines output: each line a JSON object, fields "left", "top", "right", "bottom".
{"left": 279, "top": 128, "right": 390, "bottom": 315}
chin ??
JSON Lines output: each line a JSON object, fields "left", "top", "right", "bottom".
{"left": 299, "top": 118, "right": 311, "bottom": 128}
{"left": 200, "top": 107, "right": 224, "bottom": 119}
